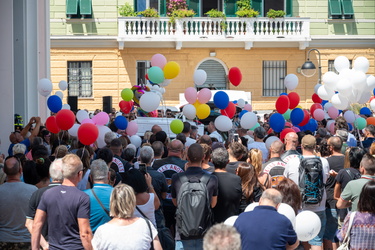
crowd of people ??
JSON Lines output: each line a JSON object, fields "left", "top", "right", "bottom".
{"left": 0, "top": 110, "right": 375, "bottom": 250}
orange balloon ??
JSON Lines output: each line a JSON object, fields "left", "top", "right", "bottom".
{"left": 367, "top": 117, "right": 375, "bottom": 126}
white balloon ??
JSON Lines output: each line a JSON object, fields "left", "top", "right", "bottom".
{"left": 237, "top": 99, "right": 246, "bottom": 108}
{"left": 353, "top": 56, "right": 370, "bottom": 73}
{"left": 55, "top": 91, "right": 64, "bottom": 100}
{"left": 370, "top": 99, "right": 375, "bottom": 112}
{"left": 367, "top": 75, "right": 375, "bottom": 90}
{"left": 358, "top": 91, "right": 371, "bottom": 104}
{"left": 62, "top": 104, "right": 71, "bottom": 110}
{"left": 317, "top": 86, "right": 334, "bottom": 101}
{"left": 245, "top": 202, "right": 259, "bottom": 212}
{"left": 193, "top": 69, "right": 207, "bottom": 86}
{"left": 334, "top": 56, "right": 350, "bottom": 73}
{"left": 37, "top": 78, "right": 53, "bottom": 97}
{"left": 130, "top": 135, "right": 142, "bottom": 148}
{"left": 240, "top": 112, "right": 257, "bottom": 129}
{"left": 223, "top": 216, "right": 238, "bottom": 226}
{"left": 159, "top": 79, "right": 172, "bottom": 87}
{"left": 139, "top": 92, "right": 161, "bottom": 112}
{"left": 277, "top": 203, "right": 296, "bottom": 229}
{"left": 68, "top": 123, "right": 80, "bottom": 137}
{"left": 284, "top": 74, "right": 299, "bottom": 91}
{"left": 96, "top": 125, "right": 111, "bottom": 148}
{"left": 59, "top": 80, "right": 68, "bottom": 91}
{"left": 338, "top": 68, "right": 353, "bottom": 81}
{"left": 214, "top": 115, "right": 233, "bottom": 132}
{"left": 183, "top": 104, "right": 197, "bottom": 120}
{"left": 331, "top": 94, "right": 349, "bottom": 110}
{"left": 76, "top": 110, "right": 89, "bottom": 123}
{"left": 295, "top": 211, "right": 321, "bottom": 241}
{"left": 323, "top": 102, "right": 333, "bottom": 112}
{"left": 351, "top": 71, "right": 367, "bottom": 90}
{"left": 265, "top": 136, "right": 281, "bottom": 150}
{"left": 314, "top": 84, "right": 322, "bottom": 94}
{"left": 344, "top": 110, "right": 355, "bottom": 123}
{"left": 322, "top": 71, "right": 339, "bottom": 89}
{"left": 336, "top": 79, "right": 352, "bottom": 96}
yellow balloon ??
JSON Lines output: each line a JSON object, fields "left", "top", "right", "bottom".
{"left": 196, "top": 104, "right": 210, "bottom": 119}
{"left": 295, "top": 105, "right": 303, "bottom": 109}
{"left": 193, "top": 100, "right": 201, "bottom": 109}
{"left": 163, "top": 61, "right": 180, "bottom": 79}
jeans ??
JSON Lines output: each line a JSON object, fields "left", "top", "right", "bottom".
{"left": 181, "top": 239, "right": 203, "bottom": 250}
{"left": 323, "top": 208, "right": 339, "bottom": 242}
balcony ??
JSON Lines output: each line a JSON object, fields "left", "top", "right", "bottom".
{"left": 118, "top": 17, "right": 311, "bottom": 50}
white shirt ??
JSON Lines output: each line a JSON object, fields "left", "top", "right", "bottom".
{"left": 209, "top": 131, "right": 223, "bottom": 143}
{"left": 185, "top": 137, "right": 196, "bottom": 147}
{"left": 133, "top": 193, "right": 156, "bottom": 226}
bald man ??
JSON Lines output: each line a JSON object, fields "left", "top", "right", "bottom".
{"left": 281, "top": 132, "right": 300, "bottom": 164}
{"left": 262, "top": 140, "right": 287, "bottom": 187}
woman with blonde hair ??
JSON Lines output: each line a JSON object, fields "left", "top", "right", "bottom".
{"left": 201, "top": 143, "right": 214, "bottom": 173}
{"left": 92, "top": 184, "right": 162, "bottom": 250}
{"left": 247, "top": 148, "right": 271, "bottom": 188}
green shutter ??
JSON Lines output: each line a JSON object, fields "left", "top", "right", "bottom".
{"left": 80, "top": 0, "right": 92, "bottom": 15}
{"left": 285, "top": 0, "right": 293, "bottom": 17}
{"left": 251, "top": 0, "right": 263, "bottom": 16}
{"left": 160, "top": 0, "right": 166, "bottom": 16}
{"left": 225, "top": 0, "right": 237, "bottom": 17}
{"left": 187, "top": 0, "right": 200, "bottom": 16}
{"left": 66, "top": 0, "right": 79, "bottom": 15}
{"left": 341, "top": 0, "right": 354, "bottom": 15}
{"left": 328, "top": 0, "right": 342, "bottom": 15}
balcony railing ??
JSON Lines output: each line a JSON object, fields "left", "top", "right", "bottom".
{"left": 118, "top": 17, "right": 311, "bottom": 50}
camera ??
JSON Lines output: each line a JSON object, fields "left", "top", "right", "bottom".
{"left": 139, "top": 163, "right": 147, "bottom": 175}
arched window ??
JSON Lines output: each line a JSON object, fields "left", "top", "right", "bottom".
{"left": 196, "top": 59, "right": 227, "bottom": 90}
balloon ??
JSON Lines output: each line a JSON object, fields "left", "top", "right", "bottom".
{"left": 275, "top": 95, "right": 290, "bottom": 114}
{"left": 353, "top": 56, "right": 370, "bottom": 73}
{"left": 322, "top": 72, "right": 339, "bottom": 89}
{"left": 310, "top": 103, "right": 323, "bottom": 117}
{"left": 312, "top": 93, "right": 322, "bottom": 104}
{"left": 305, "top": 119, "right": 318, "bottom": 132}
{"left": 245, "top": 202, "right": 259, "bottom": 212}
{"left": 331, "top": 94, "right": 349, "bottom": 110}
{"left": 367, "top": 117, "right": 375, "bottom": 126}
{"left": 282, "top": 109, "right": 291, "bottom": 120}
{"left": 240, "top": 112, "right": 257, "bottom": 129}
{"left": 250, "top": 123, "right": 260, "bottom": 131}
{"left": 367, "top": 75, "right": 375, "bottom": 90}
{"left": 62, "top": 104, "right": 71, "bottom": 110}
{"left": 185, "top": 87, "right": 198, "bottom": 104}
{"left": 119, "top": 100, "right": 133, "bottom": 114}
{"left": 228, "top": 67, "right": 242, "bottom": 86}
{"left": 324, "top": 102, "right": 333, "bottom": 112}
{"left": 196, "top": 104, "right": 210, "bottom": 119}
{"left": 360, "top": 107, "right": 372, "bottom": 116}
{"left": 313, "top": 109, "right": 325, "bottom": 121}
{"left": 237, "top": 99, "right": 245, "bottom": 108}
{"left": 334, "top": 56, "right": 350, "bottom": 73}
{"left": 194, "top": 69, "right": 207, "bottom": 86}
{"left": 343, "top": 110, "right": 355, "bottom": 123}
{"left": 298, "top": 110, "right": 310, "bottom": 127}
{"left": 354, "top": 117, "right": 367, "bottom": 130}
{"left": 76, "top": 110, "right": 89, "bottom": 123}
{"left": 96, "top": 125, "right": 111, "bottom": 148}
{"left": 170, "top": 119, "right": 184, "bottom": 134}
{"left": 290, "top": 108, "right": 304, "bottom": 126}
{"left": 193, "top": 100, "right": 201, "bottom": 109}
{"left": 317, "top": 85, "right": 335, "bottom": 101}
{"left": 126, "top": 121, "right": 138, "bottom": 136}
{"left": 81, "top": 118, "right": 95, "bottom": 125}
{"left": 328, "top": 106, "right": 339, "bottom": 119}
{"left": 56, "top": 109, "right": 75, "bottom": 130}
{"left": 223, "top": 216, "right": 238, "bottom": 226}
{"left": 269, "top": 113, "right": 285, "bottom": 133}
{"left": 151, "top": 54, "right": 167, "bottom": 68}
{"left": 197, "top": 88, "right": 212, "bottom": 104}
{"left": 139, "top": 92, "right": 160, "bottom": 112}
{"left": 239, "top": 110, "right": 248, "bottom": 119}
{"left": 265, "top": 136, "right": 281, "bottom": 150}
{"left": 214, "top": 115, "right": 232, "bottom": 132}
{"left": 292, "top": 126, "right": 300, "bottom": 132}
{"left": 244, "top": 104, "right": 252, "bottom": 112}
{"left": 370, "top": 99, "right": 375, "bottom": 112}
{"left": 58, "top": 80, "right": 68, "bottom": 91}
{"left": 159, "top": 78, "right": 172, "bottom": 87}
{"left": 121, "top": 88, "right": 134, "bottom": 101}
{"left": 47, "top": 95, "right": 63, "bottom": 113}
{"left": 278, "top": 203, "right": 296, "bottom": 228}
{"left": 114, "top": 116, "right": 128, "bottom": 130}
{"left": 220, "top": 102, "right": 236, "bottom": 119}
{"left": 38, "top": 78, "right": 53, "bottom": 97}
{"left": 288, "top": 92, "right": 300, "bottom": 109}
{"left": 45, "top": 116, "right": 60, "bottom": 134}
{"left": 336, "top": 79, "right": 352, "bottom": 97}
{"left": 213, "top": 91, "right": 229, "bottom": 110}
{"left": 295, "top": 211, "right": 321, "bottom": 241}
{"left": 314, "top": 84, "right": 322, "bottom": 94}
{"left": 280, "top": 92, "right": 288, "bottom": 96}
{"left": 130, "top": 135, "right": 142, "bottom": 148}
{"left": 280, "top": 128, "right": 295, "bottom": 142}
{"left": 147, "top": 66, "right": 164, "bottom": 84}
{"left": 78, "top": 123, "right": 99, "bottom": 145}
{"left": 284, "top": 74, "right": 299, "bottom": 91}
{"left": 163, "top": 61, "right": 180, "bottom": 79}
{"left": 55, "top": 91, "right": 64, "bottom": 100}
{"left": 351, "top": 71, "right": 367, "bottom": 90}
{"left": 92, "top": 112, "right": 110, "bottom": 126}
{"left": 183, "top": 104, "right": 197, "bottom": 120}
{"left": 68, "top": 123, "right": 80, "bottom": 137}
{"left": 358, "top": 91, "right": 371, "bottom": 104}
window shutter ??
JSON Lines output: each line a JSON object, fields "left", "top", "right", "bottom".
{"left": 341, "top": 0, "right": 354, "bottom": 15}
{"left": 197, "top": 60, "right": 227, "bottom": 89}
{"left": 66, "top": 0, "right": 79, "bottom": 15}
{"left": 160, "top": 0, "right": 166, "bottom": 16}
{"left": 225, "top": 0, "right": 237, "bottom": 17}
{"left": 286, "top": 0, "right": 293, "bottom": 17}
{"left": 80, "top": 0, "right": 92, "bottom": 15}
{"left": 251, "top": 0, "right": 263, "bottom": 16}
{"left": 187, "top": 0, "right": 200, "bottom": 16}
{"left": 329, "top": 0, "right": 342, "bottom": 15}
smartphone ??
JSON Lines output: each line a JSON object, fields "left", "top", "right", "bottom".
{"left": 234, "top": 133, "right": 239, "bottom": 141}
{"left": 139, "top": 163, "right": 147, "bottom": 175}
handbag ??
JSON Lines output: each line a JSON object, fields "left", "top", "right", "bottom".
{"left": 337, "top": 212, "right": 356, "bottom": 250}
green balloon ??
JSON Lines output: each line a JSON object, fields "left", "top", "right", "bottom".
{"left": 170, "top": 119, "right": 184, "bottom": 134}
{"left": 148, "top": 66, "right": 164, "bottom": 84}
{"left": 282, "top": 109, "right": 291, "bottom": 120}
{"left": 121, "top": 88, "right": 134, "bottom": 101}
{"left": 250, "top": 122, "right": 260, "bottom": 131}
{"left": 354, "top": 117, "right": 367, "bottom": 130}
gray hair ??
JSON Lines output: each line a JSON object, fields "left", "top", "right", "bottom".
{"left": 140, "top": 146, "right": 154, "bottom": 164}
{"left": 61, "top": 154, "right": 83, "bottom": 179}
{"left": 50, "top": 159, "right": 63, "bottom": 182}
{"left": 203, "top": 223, "right": 241, "bottom": 250}
{"left": 261, "top": 189, "right": 283, "bottom": 206}
{"left": 211, "top": 148, "right": 229, "bottom": 169}
{"left": 90, "top": 159, "right": 109, "bottom": 182}
{"left": 104, "top": 132, "right": 117, "bottom": 145}
{"left": 12, "top": 143, "right": 26, "bottom": 155}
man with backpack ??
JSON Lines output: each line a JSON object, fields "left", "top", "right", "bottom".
{"left": 284, "top": 135, "right": 330, "bottom": 250}
{"left": 171, "top": 143, "right": 218, "bottom": 250}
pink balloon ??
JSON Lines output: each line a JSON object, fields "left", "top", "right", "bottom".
{"left": 126, "top": 121, "right": 138, "bottom": 136}
{"left": 184, "top": 87, "right": 197, "bottom": 104}
{"left": 244, "top": 104, "right": 252, "bottom": 112}
{"left": 81, "top": 118, "right": 95, "bottom": 124}
{"left": 197, "top": 88, "right": 212, "bottom": 104}
{"left": 151, "top": 54, "right": 167, "bottom": 69}
{"left": 328, "top": 106, "right": 339, "bottom": 119}
{"left": 292, "top": 126, "right": 300, "bottom": 132}
{"left": 329, "top": 122, "right": 335, "bottom": 134}
{"left": 313, "top": 109, "right": 325, "bottom": 121}
{"left": 92, "top": 112, "right": 109, "bottom": 126}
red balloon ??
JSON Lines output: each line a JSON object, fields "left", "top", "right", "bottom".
{"left": 312, "top": 93, "right": 322, "bottom": 104}
{"left": 280, "top": 128, "right": 295, "bottom": 142}
{"left": 298, "top": 110, "right": 310, "bottom": 127}
{"left": 56, "top": 109, "right": 76, "bottom": 130}
{"left": 228, "top": 67, "right": 242, "bottom": 86}
{"left": 45, "top": 116, "right": 60, "bottom": 134}
{"left": 119, "top": 100, "right": 133, "bottom": 114}
{"left": 77, "top": 123, "right": 99, "bottom": 145}
{"left": 288, "top": 92, "right": 300, "bottom": 109}
{"left": 310, "top": 103, "right": 323, "bottom": 118}
{"left": 220, "top": 102, "right": 236, "bottom": 118}
{"left": 145, "top": 74, "right": 149, "bottom": 80}
{"left": 275, "top": 95, "right": 290, "bottom": 114}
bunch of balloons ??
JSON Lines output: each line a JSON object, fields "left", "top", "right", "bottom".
{"left": 183, "top": 87, "right": 212, "bottom": 120}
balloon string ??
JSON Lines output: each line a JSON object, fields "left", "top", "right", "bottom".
{"left": 81, "top": 145, "right": 86, "bottom": 161}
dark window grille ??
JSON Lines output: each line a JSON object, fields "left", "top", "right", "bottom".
{"left": 137, "top": 61, "right": 151, "bottom": 85}
{"left": 67, "top": 61, "right": 92, "bottom": 98}
{"left": 328, "top": 59, "right": 352, "bottom": 74}
{"left": 197, "top": 59, "right": 227, "bottom": 90}
{"left": 262, "top": 60, "right": 287, "bottom": 97}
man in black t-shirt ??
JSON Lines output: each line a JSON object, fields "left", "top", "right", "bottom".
{"left": 110, "top": 139, "right": 132, "bottom": 179}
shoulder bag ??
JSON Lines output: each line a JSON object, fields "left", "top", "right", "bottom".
{"left": 337, "top": 212, "right": 356, "bottom": 250}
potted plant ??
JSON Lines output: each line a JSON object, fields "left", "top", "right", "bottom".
{"left": 235, "top": 9, "right": 259, "bottom": 18}
{"left": 138, "top": 8, "right": 160, "bottom": 18}
{"left": 266, "top": 9, "right": 286, "bottom": 18}
{"left": 205, "top": 9, "right": 227, "bottom": 31}
{"left": 118, "top": 3, "right": 137, "bottom": 17}
{"left": 169, "top": 9, "right": 195, "bottom": 24}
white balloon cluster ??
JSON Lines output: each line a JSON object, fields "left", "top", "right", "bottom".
{"left": 317, "top": 56, "right": 374, "bottom": 110}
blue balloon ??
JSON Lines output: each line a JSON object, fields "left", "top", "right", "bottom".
{"left": 290, "top": 108, "right": 304, "bottom": 126}
{"left": 213, "top": 91, "right": 229, "bottom": 109}
{"left": 360, "top": 107, "right": 372, "bottom": 116}
{"left": 233, "top": 100, "right": 238, "bottom": 104}
{"left": 348, "top": 123, "right": 353, "bottom": 131}
{"left": 239, "top": 110, "right": 248, "bottom": 119}
{"left": 269, "top": 113, "right": 285, "bottom": 133}
{"left": 321, "top": 100, "right": 328, "bottom": 106}
{"left": 280, "top": 92, "right": 288, "bottom": 96}
{"left": 373, "top": 88, "right": 375, "bottom": 96}
{"left": 305, "top": 119, "right": 318, "bottom": 132}
{"left": 338, "top": 110, "right": 343, "bottom": 115}
{"left": 114, "top": 116, "right": 128, "bottom": 130}
{"left": 47, "top": 95, "right": 62, "bottom": 113}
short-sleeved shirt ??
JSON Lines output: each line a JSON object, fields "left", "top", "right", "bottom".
{"left": 281, "top": 150, "right": 300, "bottom": 164}
{"left": 335, "top": 167, "right": 361, "bottom": 191}
{"left": 326, "top": 155, "right": 345, "bottom": 208}
{"left": 340, "top": 176, "right": 375, "bottom": 211}
{"left": 234, "top": 206, "right": 297, "bottom": 250}
{"left": 262, "top": 157, "right": 286, "bottom": 176}
{"left": 38, "top": 185, "right": 90, "bottom": 250}
{"left": 362, "top": 137, "right": 375, "bottom": 149}
{"left": 8, "top": 138, "right": 30, "bottom": 156}
{"left": 147, "top": 166, "right": 168, "bottom": 201}
{"left": 225, "top": 161, "right": 244, "bottom": 175}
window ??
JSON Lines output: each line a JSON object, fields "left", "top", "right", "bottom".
{"left": 252, "top": 0, "right": 293, "bottom": 17}
{"left": 262, "top": 60, "right": 287, "bottom": 97}
{"left": 137, "top": 61, "right": 151, "bottom": 85}
{"left": 328, "top": 0, "right": 354, "bottom": 19}
{"left": 66, "top": 0, "right": 92, "bottom": 19}
{"left": 67, "top": 61, "right": 92, "bottom": 98}
{"left": 136, "top": 0, "right": 160, "bottom": 12}
{"left": 196, "top": 59, "right": 227, "bottom": 90}
{"left": 328, "top": 60, "right": 353, "bottom": 74}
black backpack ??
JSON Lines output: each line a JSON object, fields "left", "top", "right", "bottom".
{"left": 176, "top": 173, "right": 212, "bottom": 238}
{"left": 298, "top": 156, "right": 325, "bottom": 205}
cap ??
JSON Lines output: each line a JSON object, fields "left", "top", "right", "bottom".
{"left": 254, "top": 127, "right": 266, "bottom": 139}
{"left": 301, "top": 135, "right": 316, "bottom": 149}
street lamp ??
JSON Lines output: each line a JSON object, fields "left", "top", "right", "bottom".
{"left": 301, "top": 48, "right": 321, "bottom": 84}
